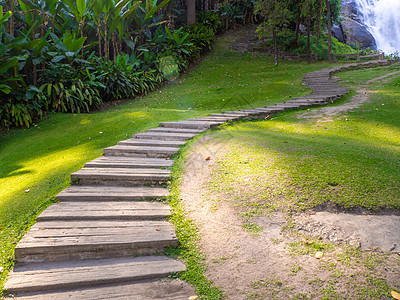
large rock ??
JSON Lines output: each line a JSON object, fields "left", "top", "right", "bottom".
{"left": 333, "top": 0, "right": 377, "bottom": 50}
{"left": 341, "top": 17, "right": 377, "bottom": 50}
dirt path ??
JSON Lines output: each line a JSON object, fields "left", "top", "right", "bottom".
{"left": 179, "top": 71, "right": 400, "bottom": 299}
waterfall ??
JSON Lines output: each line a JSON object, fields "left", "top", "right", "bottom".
{"left": 356, "top": 0, "right": 400, "bottom": 54}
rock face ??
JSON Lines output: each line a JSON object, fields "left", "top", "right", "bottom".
{"left": 333, "top": 0, "right": 377, "bottom": 50}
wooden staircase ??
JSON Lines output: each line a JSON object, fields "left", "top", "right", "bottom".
{"left": 4, "top": 59, "right": 394, "bottom": 299}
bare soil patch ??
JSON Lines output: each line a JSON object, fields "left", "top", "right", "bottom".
{"left": 179, "top": 71, "right": 400, "bottom": 299}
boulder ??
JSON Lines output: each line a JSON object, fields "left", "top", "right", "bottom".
{"left": 332, "top": 24, "right": 344, "bottom": 43}
{"left": 341, "top": 17, "right": 377, "bottom": 50}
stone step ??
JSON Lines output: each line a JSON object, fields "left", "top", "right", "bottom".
{"left": 57, "top": 186, "right": 169, "bottom": 202}
{"left": 147, "top": 127, "right": 204, "bottom": 134}
{"left": 71, "top": 168, "right": 170, "bottom": 186}
{"left": 37, "top": 201, "right": 171, "bottom": 221}
{"left": 133, "top": 132, "right": 197, "bottom": 141}
{"left": 14, "top": 221, "right": 178, "bottom": 264}
{"left": 5, "top": 256, "right": 185, "bottom": 294}
{"left": 85, "top": 156, "right": 174, "bottom": 169}
{"left": 104, "top": 145, "right": 179, "bottom": 158}
{"left": 159, "top": 121, "right": 220, "bottom": 130}
{"left": 12, "top": 279, "right": 195, "bottom": 300}
{"left": 117, "top": 139, "right": 185, "bottom": 148}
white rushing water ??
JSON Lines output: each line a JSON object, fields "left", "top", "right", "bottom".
{"left": 356, "top": 0, "right": 400, "bottom": 54}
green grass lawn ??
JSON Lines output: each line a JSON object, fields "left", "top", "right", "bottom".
{"left": 204, "top": 65, "right": 400, "bottom": 214}
{"left": 0, "top": 29, "right": 336, "bottom": 291}
{"left": 180, "top": 65, "right": 400, "bottom": 299}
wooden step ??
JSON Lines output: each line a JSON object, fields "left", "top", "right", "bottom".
{"left": 104, "top": 145, "right": 179, "bottom": 158}
{"left": 223, "top": 111, "right": 253, "bottom": 116}
{"left": 56, "top": 186, "right": 169, "bottom": 201}
{"left": 133, "top": 132, "right": 197, "bottom": 141}
{"left": 159, "top": 121, "right": 221, "bottom": 130}
{"left": 14, "top": 221, "right": 178, "bottom": 263}
{"left": 71, "top": 168, "right": 170, "bottom": 186}
{"left": 85, "top": 156, "right": 174, "bottom": 169}
{"left": 37, "top": 201, "right": 171, "bottom": 221}
{"left": 5, "top": 256, "right": 186, "bottom": 294}
{"left": 147, "top": 127, "right": 204, "bottom": 134}
{"left": 264, "top": 106, "right": 285, "bottom": 112}
{"left": 117, "top": 139, "right": 185, "bottom": 148}
{"left": 189, "top": 116, "right": 235, "bottom": 122}
{"left": 210, "top": 113, "right": 247, "bottom": 119}
{"left": 12, "top": 279, "right": 195, "bottom": 300}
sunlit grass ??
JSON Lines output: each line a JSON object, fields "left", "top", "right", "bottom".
{"left": 205, "top": 65, "right": 400, "bottom": 212}
{"left": 0, "top": 30, "right": 336, "bottom": 291}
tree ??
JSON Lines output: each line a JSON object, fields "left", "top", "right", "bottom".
{"left": 187, "top": 0, "right": 196, "bottom": 25}
{"left": 255, "top": 0, "right": 290, "bottom": 66}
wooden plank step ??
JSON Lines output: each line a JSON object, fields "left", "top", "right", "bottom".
{"left": 147, "top": 127, "right": 204, "bottom": 134}
{"left": 57, "top": 186, "right": 169, "bottom": 201}
{"left": 12, "top": 279, "right": 195, "bottom": 300}
{"left": 31, "top": 220, "right": 173, "bottom": 229}
{"left": 159, "top": 121, "right": 220, "bottom": 130}
{"left": 117, "top": 139, "right": 185, "bottom": 148}
{"left": 240, "top": 109, "right": 270, "bottom": 116}
{"left": 285, "top": 101, "right": 326, "bottom": 106}
{"left": 14, "top": 221, "right": 178, "bottom": 263}
{"left": 5, "top": 256, "right": 186, "bottom": 294}
{"left": 210, "top": 113, "right": 247, "bottom": 119}
{"left": 104, "top": 145, "right": 179, "bottom": 158}
{"left": 37, "top": 202, "right": 171, "bottom": 221}
{"left": 133, "top": 132, "right": 197, "bottom": 141}
{"left": 71, "top": 168, "right": 170, "bottom": 186}
{"left": 264, "top": 106, "right": 285, "bottom": 112}
{"left": 85, "top": 156, "right": 174, "bottom": 169}
{"left": 189, "top": 116, "right": 235, "bottom": 122}
{"left": 223, "top": 111, "right": 253, "bottom": 116}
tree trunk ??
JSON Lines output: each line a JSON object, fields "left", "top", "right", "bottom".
{"left": 187, "top": 0, "right": 196, "bottom": 25}
{"left": 317, "top": 0, "right": 323, "bottom": 41}
{"left": 294, "top": 4, "right": 301, "bottom": 46}
{"left": 307, "top": 13, "right": 311, "bottom": 62}
{"left": 273, "top": 31, "right": 278, "bottom": 66}
{"left": 325, "top": 0, "right": 332, "bottom": 62}
{"left": 97, "top": 23, "right": 102, "bottom": 58}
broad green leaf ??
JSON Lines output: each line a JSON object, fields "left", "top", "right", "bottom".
{"left": 76, "top": 0, "right": 86, "bottom": 18}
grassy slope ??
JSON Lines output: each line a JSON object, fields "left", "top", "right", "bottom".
{"left": 205, "top": 65, "right": 400, "bottom": 213}
{"left": 194, "top": 65, "right": 400, "bottom": 299}
{"left": 0, "top": 29, "right": 335, "bottom": 290}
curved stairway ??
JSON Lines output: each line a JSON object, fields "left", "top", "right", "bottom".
{"left": 4, "top": 59, "right": 395, "bottom": 299}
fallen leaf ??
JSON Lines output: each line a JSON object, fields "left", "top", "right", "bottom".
{"left": 315, "top": 251, "right": 324, "bottom": 259}
{"left": 205, "top": 156, "right": 211, "bottom": 161}
{"left": 24, "top": 189, "right": 30, "bottom": 193}
{"left": 392, "top": 290, "right": 400, "bottom": 299}
{"left": 156, "top": 228, "right": 161, "bottom": 231}
{"left": 188, "top": 296, "right": 198, "bottom": 300}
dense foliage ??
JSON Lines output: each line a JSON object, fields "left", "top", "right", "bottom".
{"left": 255, "top": 0, "right": 342, "bottom": 63}
{"left": 0, "top": 0, "right": 253, "bottom": 129}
